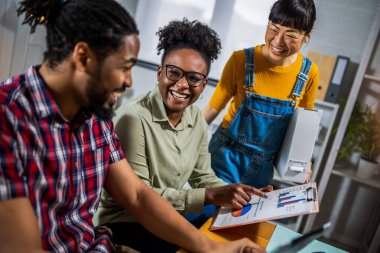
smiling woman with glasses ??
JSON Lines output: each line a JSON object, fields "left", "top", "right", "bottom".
{"left": 96, "top": 18, "right": 269, "bottom": 253}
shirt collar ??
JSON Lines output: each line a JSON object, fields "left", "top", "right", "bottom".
{"left": 149, "top": 86, "right": 195, "bottom": 130}
{"left": 24, "top": 66, "right": 61, "bottom": 119}
{"left": 25, "top": 66, "right": 91, "bottom": 125}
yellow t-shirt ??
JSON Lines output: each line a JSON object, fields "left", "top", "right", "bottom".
{"left": 209, "top": 45, "right": 319, "bottom": 129}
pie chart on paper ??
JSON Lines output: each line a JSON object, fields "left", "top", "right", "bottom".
{"left": 231, "top": 204, "right": 252, "bottom": 217}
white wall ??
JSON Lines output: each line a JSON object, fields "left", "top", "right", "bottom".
{"left": 309, "top": 0, "right": 379, "bottom": 62}
{"left": 0, "top": 0, "right": 46, "bottom": 82}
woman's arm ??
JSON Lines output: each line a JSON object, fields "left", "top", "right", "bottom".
{"left": 202, "top": 51, "right": 239, "bottom": 124}
{"left": 299, "top": 62, "right": 319, "bottom": 109}
{"left": 202, "top": 105, "right": 220, "bottom": 124}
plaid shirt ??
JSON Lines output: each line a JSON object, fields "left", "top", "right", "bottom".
{"left": 0, "top": 66, "right": 125, "bottom": 252}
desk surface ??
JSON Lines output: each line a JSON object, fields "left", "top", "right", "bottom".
{"left": 178, "top": 216, "right": 347, "bottom": 253}
{"left": 267, "top": 224, "right": 347, "bottom": 253}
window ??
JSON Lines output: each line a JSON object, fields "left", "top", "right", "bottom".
{"left": 133, "top": 0, "right": 275, "bottom": 79}
{"left": 210, "top": 0, "right": 276, "bottom": 78}
{"left": 135, "top": 0, "right": 216, "bottom": 65}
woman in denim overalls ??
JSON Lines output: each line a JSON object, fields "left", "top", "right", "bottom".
{"left": 203, "top": 0, "right": 319, "bottom": 188}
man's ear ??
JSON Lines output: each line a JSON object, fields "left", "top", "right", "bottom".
{"left": 72, "top": 42, "right": 95, "bottom": 72}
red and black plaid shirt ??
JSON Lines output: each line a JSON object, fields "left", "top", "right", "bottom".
{"left": 0, "top": 66, "right": 125, "bottom": 252}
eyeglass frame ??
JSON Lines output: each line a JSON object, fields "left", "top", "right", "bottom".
{"left": 160, "top": 64, "right": 208, "bottom": 87}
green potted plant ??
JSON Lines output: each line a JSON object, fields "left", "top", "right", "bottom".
{"left": 356, "top": 106, "right": 380, "bottom": 179}
{"left": 338, "top": 102, "right": 380, "bottom": 178}
{"left": 338, "top": 102, "right": 367, "bottom": 165}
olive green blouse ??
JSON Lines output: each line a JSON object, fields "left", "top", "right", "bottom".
{"left": 96, "top": 86, "right": 227, "bottom": 224}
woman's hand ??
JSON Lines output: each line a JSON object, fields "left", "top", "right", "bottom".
{"left": 304, "top": 162, "right": 313, "bottom": 183}
{"left": 205, "top": 184, "right": 273, "bottom": 209}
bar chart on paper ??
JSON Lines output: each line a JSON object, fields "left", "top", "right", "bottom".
{"left": 277, "top": 186, "right": 312, "bottom": 211}
{"left": 211, "top": 183, "right": 319, "bottom": 230}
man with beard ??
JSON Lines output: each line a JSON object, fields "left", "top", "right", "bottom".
{"left": 0, "top": 0, "right": 265, "bottom": 253}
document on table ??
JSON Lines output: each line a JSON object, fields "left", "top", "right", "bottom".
{"left": 210, "top": 183, "right": 319, "bottom": 230}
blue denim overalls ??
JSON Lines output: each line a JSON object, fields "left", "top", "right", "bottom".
{"left": 209, "top": 47, "right": 312, "bottom": 188}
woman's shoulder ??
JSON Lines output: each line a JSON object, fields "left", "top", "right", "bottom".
{"left": 186, "top": 104, "right": 209, "bottom": 129}
{"left": 306, "top": 57, "right": 319, "bottom": 79}
{"left": 225, "top": 49, "right": 245, "bottom": 69}
{"left": 294, "top": 53, "right": 319, "bottom": 77}
{"left": 134, "top": 91, "right": 151, "bottom": 107}
{"left": 186, "top": 104, "right": 202, "bottom": 118}
{"left": 119, "top": 91, "right": 151, "bottom": 118}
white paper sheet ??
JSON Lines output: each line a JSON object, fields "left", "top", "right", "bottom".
{"left": 211, "top": 183, "right": 319, "bottom": 230}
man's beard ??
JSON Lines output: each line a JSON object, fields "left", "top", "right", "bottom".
{"left": 88, "top": 98, "right": 115, "bottom": 120}
{"left": 85, "top": 77, "right": 115, "bottom": 121}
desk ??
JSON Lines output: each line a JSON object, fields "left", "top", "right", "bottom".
{"left": 178, "top": 216, "right": 347, "bottom": 253}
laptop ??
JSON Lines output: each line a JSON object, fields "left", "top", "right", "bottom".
{"left": 270, "top": 222, "right": 332, "bottom": 253}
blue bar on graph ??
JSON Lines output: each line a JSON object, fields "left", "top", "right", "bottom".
{"left": 279, "top": 195, "right": 296, "bottom": 202}
{"left": 277, "top": 198, "right": 306, "bottom": 208}
{"left": 279, "top": 192, "right": 289, "bottom": 197}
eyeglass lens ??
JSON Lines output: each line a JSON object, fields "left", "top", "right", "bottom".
{"left": 165, "top": 65, "right": 206, "bottom": 87}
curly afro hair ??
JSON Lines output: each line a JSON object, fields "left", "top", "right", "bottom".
{"left": 156, "top": 18, "right": 221, "bottom": 74}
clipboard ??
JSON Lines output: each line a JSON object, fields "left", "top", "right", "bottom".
{"left": 210, "top": 183, "right": 319, "bottom": 230}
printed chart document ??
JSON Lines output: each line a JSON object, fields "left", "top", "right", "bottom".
{"left": 210, "top": 183, "right": 319, "bottom": 230}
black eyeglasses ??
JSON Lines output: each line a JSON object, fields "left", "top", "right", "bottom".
{"left": 161, "top": 64, "right": 207, "bottom": 87}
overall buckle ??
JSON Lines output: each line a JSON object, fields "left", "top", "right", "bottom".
{"left": 298, "top": 72, "right": 308, "bottom": 82}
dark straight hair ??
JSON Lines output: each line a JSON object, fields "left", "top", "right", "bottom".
{"left": 269, "top": 0, "right": 316, "bottom": 34}
{"left": 17, "top": 0, "right": 139, "bottom": 68}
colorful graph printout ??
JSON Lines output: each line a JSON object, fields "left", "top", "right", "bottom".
{"left": 210, "top": 183, "right": 319, "bottom": 230}
{"left": 231, "top": 204, "right": 252, "bottom": 217}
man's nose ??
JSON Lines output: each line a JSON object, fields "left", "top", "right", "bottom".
{"left": 124, "top": 71, "right": 133, "bottom": 88}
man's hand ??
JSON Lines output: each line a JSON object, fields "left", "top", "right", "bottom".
{"left": 107, "top": 160, "right": 266, "bottom": 253}
{"left": 204, "top": 238, "right": 266, "bottom": 253}
{"left": 205, "top": 184, "right": 273, "bottom": 209}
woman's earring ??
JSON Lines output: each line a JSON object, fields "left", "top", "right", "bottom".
{"left": 156, "top": 81, "right": 160, "bottom": 86}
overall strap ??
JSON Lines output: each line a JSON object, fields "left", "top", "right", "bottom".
{"left": 244, "top": 47, "right": 255, "bottom": 88}
{"left": 292, "top": 56, "right": 312, "bottom": 98}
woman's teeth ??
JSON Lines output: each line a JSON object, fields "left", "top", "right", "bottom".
{"left": 171, "top": 90, "right": 189, "bottom": 100}
{"left": 271, "top": 45, "right": 286, "bottom": 54}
